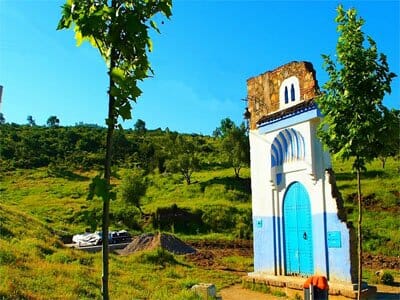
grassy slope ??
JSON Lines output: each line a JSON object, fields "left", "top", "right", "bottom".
{"left": 0, "top": 203, "right": 240, "bottom": 299}
{"left": 332, "top": 157, "right": 400, "bottom": 256}
{"left": 0, "top": 158, "right": 398, "bottom": 298}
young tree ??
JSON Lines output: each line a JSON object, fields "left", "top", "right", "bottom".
{"left": 120, "top": 169, "right": 147, "bottom": 215}
{"left": 47, "top": 115, "right": 60, "bottom": 127}
{"left": 134, "top": 118, "right": 147, "bottom": 134}
{"left": 165, "top": 135, "right": 200, "bottom": 185}
{"left": 27, "top": 115, "right": 36, "bottom": 126}
{"left": 213, "top": 117, "right": 235, "bottom": 138}
{"left": 221, "top": 122, "right": 249, "bottom": 178}
{"left": 58, "top": 1, "right": 172, "bottom": 298}
{"left": 0, "top": 112, "right": 5, "bottom": 125}
{"left": 316, "top": 5, "right": 396, "bottom": 298}
{"left": 214, "top": 118, "right": 250, "bottom": 178}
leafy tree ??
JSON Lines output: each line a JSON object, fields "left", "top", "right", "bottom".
{"left": 137, "top": 139, "right": 156, "bottom": 172}
{"left": 0, "top": 113, "right": 5, "bottom": 125}
{"left": 165, "top": 135, "right": 200, "bottom": 185}
{"left": 316, "top": 5, "right": 396, "bottom": 297}
{"left": 221, "top": 122, "right": 249, "bottom": 178}
{"left": 47, "top": 115, "right": 60, "bottom": 127}
{"left": 57, "top": 1, "right": 172, "bottom": 298}
{"left": 213, "top": 117, "right": 235, "bottom": 138}
{"left": 377, "top": 109, "right": 400, "bottom": 168}
{"left": 120, "top": 169, "right": 147, "bottom": 215}
{"left": 27, "top": 115, "right": 35, "bottom": 126}
{"left": 134, "top": 118, "right": 146, "bottom": 134}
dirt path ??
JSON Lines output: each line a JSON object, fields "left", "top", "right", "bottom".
{"left": 220, "top": 284, "right": 400, "bottom": 300}
{"left": 220, "top": 284, "right": 280, "bottom": 300}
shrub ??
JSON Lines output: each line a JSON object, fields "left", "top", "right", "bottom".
{"left": 380, "top": 272, "right": 395, "bottom": 285}
{"left": 111, "top": 204, "right": 142, "bottom": 230}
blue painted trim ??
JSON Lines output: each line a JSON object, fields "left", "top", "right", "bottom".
{"left": 270, "top": 128, "right": 305, "bottom": 169}
{"left": 324, "top": 210, "right": 330, "bottom": 279}
{"left": 258, "top": 107, "right": 322, "bottom": 134}
{"left": 253, "top": 216, "right": 276, "bottom": 273}
{"left": 272, "top": 198, "right": 277, "bottom": 275}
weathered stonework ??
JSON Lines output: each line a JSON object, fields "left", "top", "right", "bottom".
{"left": 246, "top": 61, "right": 320, "bottom": 130}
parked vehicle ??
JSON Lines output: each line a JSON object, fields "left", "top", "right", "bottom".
{"left": 110, "top": 230, "right": 131, "bottom": 244}
{"left": 72, "top": 231, "right": 102, "bottom": 247}
{"left": 72, "top": 230, "right": 131, "bottom": 247}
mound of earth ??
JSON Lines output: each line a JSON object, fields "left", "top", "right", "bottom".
{"left": 119, "top": 233, "right": 196, "bottom": 255}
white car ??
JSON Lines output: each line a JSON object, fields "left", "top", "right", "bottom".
{"left": 72, "top": 230, "right": 131, "bottom": 247}
{"left": 72, "top": 231, "right": 102, "bottom": 247}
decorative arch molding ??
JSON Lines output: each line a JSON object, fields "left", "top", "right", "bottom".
{"left": 271, "top": 128, "right": 305, "bottom": 168}
{"left": 279, "top": 76, "right": 300, "bottom": 108}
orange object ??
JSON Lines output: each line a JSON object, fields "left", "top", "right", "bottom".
{"left": 303, "top": 276, "right": 329, "bottom": 290}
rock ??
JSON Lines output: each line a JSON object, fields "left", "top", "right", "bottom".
{"left": 191, "top": 283, "right": 216, "bottom": 299}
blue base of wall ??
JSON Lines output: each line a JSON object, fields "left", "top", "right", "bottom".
{"left": 252, "top": 213, "right": 352, "bottom": 282}
{"left": 253, "top": 216, "right": 276, "bottom": 273}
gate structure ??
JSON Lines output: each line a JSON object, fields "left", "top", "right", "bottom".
{"left": 247, "top": 61, "right": 356, "bottom": 284}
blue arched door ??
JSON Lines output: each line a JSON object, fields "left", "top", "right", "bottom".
{"left": 283, "top": 182, "right": 313, "bottom": 276}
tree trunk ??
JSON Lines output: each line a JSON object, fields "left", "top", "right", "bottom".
{"left": 102, "top": 91, "right": 114, "bottom": 300}
{"left": 357, "top": 167, "right": 362, "bottom": 300}
{"left": 102, "top": 14, "right": 117, "bottom": 299}
{"left": 234, "top": 166, "right": 241, "bottom": 178}
{"left": 185, "top": 174, "right": 191, "bottom": 185}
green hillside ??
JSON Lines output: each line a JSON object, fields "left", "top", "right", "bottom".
{"left": 0, "top": 124, "right": 399, "bottom": 298}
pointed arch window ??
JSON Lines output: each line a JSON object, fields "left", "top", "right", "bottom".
{"left": 284, "top": 86, "right": 289, "bottom": 104}
{"left": 290, "top": 84, "right": 295, "bottom": 101}
{"left": 279, "top": 76, "right": 300, "bottom": 108}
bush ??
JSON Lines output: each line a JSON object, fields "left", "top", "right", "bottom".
{"left": 111, "top": 204, "right": 142, "bottom": 230}
{"left": 380, "top": 272, "right": 395, "bottom": 285}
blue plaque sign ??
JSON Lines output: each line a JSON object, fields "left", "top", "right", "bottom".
{"left": 327, "top": 231, "right": 341, "bottom": 248}
{"left": 256, "top": 219, "right": 263, "bottom": 228}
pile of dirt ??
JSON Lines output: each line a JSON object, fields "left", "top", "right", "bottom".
{"left": 119, "top": 233, "right": 196, "bottom": 255}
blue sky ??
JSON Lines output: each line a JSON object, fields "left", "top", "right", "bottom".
{"left": 0, "top": 0, "right": 399, "bottom": 134}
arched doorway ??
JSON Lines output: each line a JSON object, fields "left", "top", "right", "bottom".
{"left": 283, "top": 182, "right": 314, "bottom": 276}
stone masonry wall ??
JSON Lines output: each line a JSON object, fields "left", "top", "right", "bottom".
{"left": 246, "top": 61, "right": 320, "bottom": 130}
